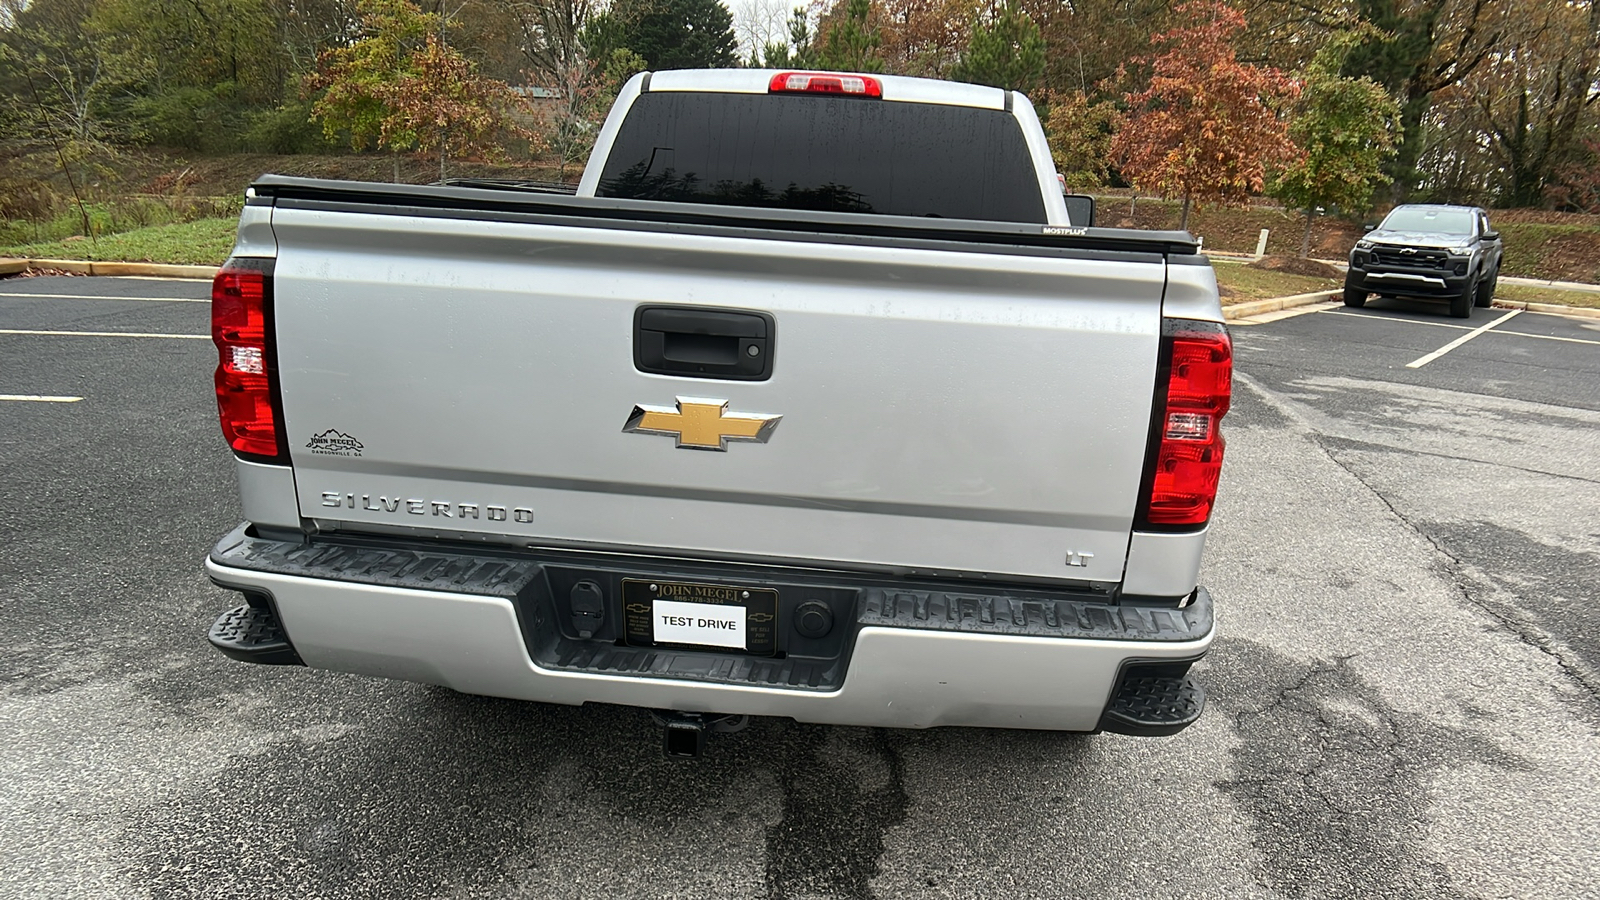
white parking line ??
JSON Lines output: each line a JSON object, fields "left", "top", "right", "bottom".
{"left": 0, "top": 329, "right": 208, "bottom": 339}
{"left": 0, "top": 394, "right": 83, "bottom": 402}
{"left": 1496, "top": 330, "right": 1600, "bottom": 346}
{"left": 1322, "top": 310, "right": 1600, "bottom": 345}
{"left": 1405, "top": 310, "right": 1523, "bottom": 368}
{"left": 0, "top": 292, "right": 207, "bottom": 303}
{"left": 1323, "top": 311, "right": 1473, "bottom": 330}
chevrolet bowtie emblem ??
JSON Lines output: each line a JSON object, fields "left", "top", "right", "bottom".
{"left": 623, "top": 397, "right": 781, "bottom": 451}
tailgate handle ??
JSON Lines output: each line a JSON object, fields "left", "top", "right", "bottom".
{"left": 635, "top": 305, "right": 775, "bottom": 381}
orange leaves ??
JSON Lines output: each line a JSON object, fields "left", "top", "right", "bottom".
{"left": 1109, "top": 0, "right": 1298, "bottom": 209}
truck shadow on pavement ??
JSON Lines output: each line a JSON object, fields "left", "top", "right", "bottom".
{"left": 121, "top": 638, "right": 1532, "bottom": 900}
{"left": 122, "top": 681, "right": 937, "bottom": 900}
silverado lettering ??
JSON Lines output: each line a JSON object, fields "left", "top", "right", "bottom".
{"left": 318, "top": 492, "right": 532, "bottom": 522}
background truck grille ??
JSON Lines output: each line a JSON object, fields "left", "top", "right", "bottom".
{"left": 1371, "top": 247, "right": 1450, "bottom": 269}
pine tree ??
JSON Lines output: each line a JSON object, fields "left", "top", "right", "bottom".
{"left": 814, "top": 0, "right": 883, "bottom": 73}
{"left": 951, "top": 0, "right": 1044, "bottom": 93}
{"left": 583, "top": 0, "right": 739, "bottom": 71}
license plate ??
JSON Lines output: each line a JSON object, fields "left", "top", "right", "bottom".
{"left": 622, "top": 579, "right": 777, "bottom": 656}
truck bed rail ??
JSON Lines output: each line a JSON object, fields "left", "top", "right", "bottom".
{"left": 248, "top": 175, "right": 1201, "bottom": 260}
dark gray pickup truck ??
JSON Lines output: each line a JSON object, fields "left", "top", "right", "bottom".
{"left": 1344, "top": 204, "right": 1503, "bottom": 318}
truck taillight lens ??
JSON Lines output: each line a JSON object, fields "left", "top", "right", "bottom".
{"left": 211, "top": 258, "right": 284, "bottom": 460}
{"left": 1136, "top": 320, "right": 1232, "bottom": 529}
{"left": 768, "top": 71, "right": 883, "bottom": 97}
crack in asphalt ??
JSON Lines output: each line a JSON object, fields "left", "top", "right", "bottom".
{"left": 1319, "top": 434, "right": 1600, "bottom": 486}
{"left": 1316, "top": 443, "right": 1600, "bottom": 709}
{"left": 1212, "top": 639, "right": 1529, "bottom": 900}
{"left": 1235, "top": 374, "right": 1600, "bottom": 708}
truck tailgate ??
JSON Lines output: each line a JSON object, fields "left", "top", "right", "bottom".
{"left": 268, "top": 204, "right": 1164, "bottom": 583}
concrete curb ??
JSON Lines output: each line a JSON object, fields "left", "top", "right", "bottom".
{"left": 0, "top": 258, "right": 218, "bottom": 279}
{"left": 1496, "top": 275, "right": 1600, "bottom": 294}
{"left": 1222, "top": 289, "right": 1341, "bottom": 321}
{"left": 1491, "top": 299, "right": 1600, "bottom": 319}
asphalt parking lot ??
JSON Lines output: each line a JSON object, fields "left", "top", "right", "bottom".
{"left": 2, "top": 276, "right": 1597, "bottom": 900}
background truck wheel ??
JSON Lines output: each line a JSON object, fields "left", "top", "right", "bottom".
{"left": 1475, "top": 271, "right": 1497, "bottom": 308}
{"left": 1450, "top": 278, "right": 1476, "bottom": 318}
{"left": 1343, "top": 287, "right": 1368, "bottom": 308}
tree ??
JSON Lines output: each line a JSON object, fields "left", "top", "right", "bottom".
{"left": 874, "top": 0, "right": 972, "bottom": 77}
{"left": 950, "top": 0, "right": 1044, "bottom": 93}
{"left": 1109, "top": 0, "right": 1299, "bottom": 230}
{"left": 495, "top": 0, "right": 592, "bottom": 89}
{"left": 745, "top": 6, "right": 815, "bottom": 68}
{"left": 1022, "top": 0, "right": 1172, "bottom": 95}
{"left": 0, "top": 0, "right": 118, "bottom": 239}
{"left": 383, "top": 33, "right": 534, "bottom": 180}
{"left": 1458, "top": 0, "right": 1600, "bottom": 207}
{"left": 91, "top": 0, "right": 295, "bottom": 145}
{"left": 785, "top": 7, "right": 816, "bottom": 67}
{"left": 1546, "top": 138, "right": 1600, "bottom": 213}
{"left": 1340, "top": 0, "right": 1507, "bottom": 202}
{"left": 814, "top": 0, "right": 884, "bottom": 72}
{"left": 1043, "top": 90, "right": 1118, "bottom": 191}
{"left": 733, "top": 0, "right": 791, "bottom": 63}
{"left": 0, "top": 0, "right": 108, "bottom": 146}
{"left": 305, "top": 0, "right": 529, "bottom": 181}
{"left": 583, "top": 0, "right": 738, "bottom": 71}
{"left": 1269, "top": 32, "right": 1402, "bottom": 255}
{"left": 541, "top": 46, "right": 645, "bottom": 178}
{"left": 305, "top": 0, "right": 436, "bottom": 162}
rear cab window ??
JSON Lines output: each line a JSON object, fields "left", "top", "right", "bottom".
{"left": 595, "top": 91, "right": 1048, "bottom": 223}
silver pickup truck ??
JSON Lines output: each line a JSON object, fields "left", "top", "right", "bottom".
{"left": 204, "top": 69, "right": 1230, "bottom": 755}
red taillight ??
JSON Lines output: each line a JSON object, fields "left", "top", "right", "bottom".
{"left": 1137, "top": 321, "right": 1232, "bottom": 528}
{"left": 768, "top": 71, "right": 883, "bottom": 97}
{"left": 211, "top": 259, "right": 283, "bottom": 459}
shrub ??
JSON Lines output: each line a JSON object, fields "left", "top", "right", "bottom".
{"left": 244, "top": 102, "right": 338, "bottom": 154}
{"left": 130, "top": 87, "right": 239, "bottom": 152}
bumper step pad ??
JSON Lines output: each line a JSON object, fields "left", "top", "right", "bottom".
{"left": 208, "top": 604, "right": 304, "bottom": 666}
{"left": 1099, "top": 671, "right": 1206, "bottom": 736}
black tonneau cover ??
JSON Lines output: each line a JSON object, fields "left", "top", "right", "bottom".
{"left": 249, "top": 175, "right": 1201, "bottom": 260}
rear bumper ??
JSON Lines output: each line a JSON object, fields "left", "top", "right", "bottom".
{"left": 204, "top": 525, "right": 1213, "bottom": 732}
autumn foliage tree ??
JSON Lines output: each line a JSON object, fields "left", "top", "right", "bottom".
{"left": 385, "top": 33, "right": 534, "bottom": 180}
{"left": 1109, "top": 0, "right": 1299, "bottom": 230}
{"left": 875, "top": 0, "right": 971, "bottom": 77}
{"left": 305, "top": 0, "right": 531, "bottom": 182}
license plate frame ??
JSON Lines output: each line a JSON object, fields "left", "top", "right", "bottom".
{"left": 622, "top": 578, "right": 778, "bottom": 656}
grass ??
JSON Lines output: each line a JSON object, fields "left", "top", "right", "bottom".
{"left": 1212, "top": 263, "right": 1342, "bottom": 304}
{"left": 1493, "top": 283, "right": 1600, "bottom": 310}
{"left": 0, "top": 218, "right": 236, "bottom": 266}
